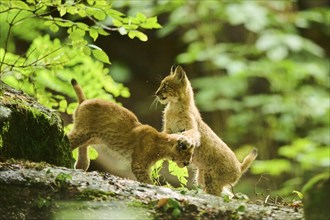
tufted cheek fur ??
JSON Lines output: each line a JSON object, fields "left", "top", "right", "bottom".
{"left": 157, "top": 79, "right": 188, "bottom": 103}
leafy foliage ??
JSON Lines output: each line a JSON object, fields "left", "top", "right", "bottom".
{"left": 151, "top": 160, "right": 188, "bottom": 187}
{"left": 116, "top": 0, "right": 330, "bottom": 195}
{"left": 0, "top": 1, "right": 161, "bottom": 162}
{"left": 0, "top": 0, "right": 161, "bottom": 108}
{"left": 156, "top": 198, "right": 182, "bottom": 218}
{"left": 1, "top": 0, "right": 329, "bottom": 195}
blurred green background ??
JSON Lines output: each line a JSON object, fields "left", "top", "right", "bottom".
{"left": 1, "top": 0, "right": 329, "bottom": 201}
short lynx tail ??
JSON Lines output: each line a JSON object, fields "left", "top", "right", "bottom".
{"left": 71, "top": 79, "right": 86, "bottom": 104}
{"left": 240, "top": 148, "right": 258, "bottom": 173}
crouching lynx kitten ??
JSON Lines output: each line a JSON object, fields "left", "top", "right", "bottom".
{"left": 68, "top": 79, "right": 194, "bottom": 184}
{"left": 155, "top": 66, "right": 257, "bottom": 195}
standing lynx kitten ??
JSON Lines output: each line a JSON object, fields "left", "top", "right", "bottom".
{"left": 68, "top": 79, "right": 194, "bottom": 184}
{"left": 155, "top": 66, "right": 257, "bottom": 195}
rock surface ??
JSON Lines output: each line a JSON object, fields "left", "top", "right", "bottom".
{"left": 0, "top": 82, "right": 72, "bottom": 167}
{"left": 0, "top": 160, "right": 304, "bottom": 220}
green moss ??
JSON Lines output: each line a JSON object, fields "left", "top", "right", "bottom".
{"left": 128, "top": 200, "right": 151, "bottom": 209}
{"left": 303, "top": 172, "right": 330, "bottom": 220}
{"left": 0, "top": 89, "right": 73, "bottom": 167}
{"left": 78, "top": 189, "right": 117, "bottom": 200}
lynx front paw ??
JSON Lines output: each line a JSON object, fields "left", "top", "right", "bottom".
{"left": 174, "top": 135, "right": 194, "bottom": 150}
{"left": 180, "top": 132, "right": 200, "bottom": 148}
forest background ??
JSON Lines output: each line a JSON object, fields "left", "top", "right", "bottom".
{"left": 0, "top": 0, "right": 329, "bottom": 202}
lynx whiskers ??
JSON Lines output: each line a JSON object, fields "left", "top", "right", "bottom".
{"left": 68, "top": 79, "right": 195, "bottom": 184}
{"left": 155, "top": 66, "right": 257, "bottom": 196}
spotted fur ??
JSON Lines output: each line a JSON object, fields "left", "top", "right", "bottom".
{"left": 68, "top": 79, "right": 194, "bottom": 184}
{"left": 156, "top": 66, "right": 257, "bottom": 195}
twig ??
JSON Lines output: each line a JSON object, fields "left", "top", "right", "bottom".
{"left": 264, "top": 194, "right": 270, "bottom": 204}
{"left": 0, "top": 9, "right": 22, "bottom": 75}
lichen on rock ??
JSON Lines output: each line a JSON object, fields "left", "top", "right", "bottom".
{"left": 0, "top": 160, "right": 304, "bottom": 220}
{"left": 0, "top": 81, "right": 72, "bottom": 167}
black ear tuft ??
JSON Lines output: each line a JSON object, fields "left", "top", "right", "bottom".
{"left": 174, "top": 65, "right": 186, "bottom": 82}
{"left": 170, "top": 64, "right": 177, "bottom": 74}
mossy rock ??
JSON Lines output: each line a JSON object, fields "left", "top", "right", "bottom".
{"left": 0, "top": 81, "right": 73, "bottom": 167}
{"left": 0, "top": 160, "right": 304, "bottom": 220}
{"left": 303, "top": 172, "right": 330, "bottom": 220}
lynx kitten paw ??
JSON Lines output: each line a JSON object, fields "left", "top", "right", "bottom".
{"left": 181, "top": 131, "right": 200, "bottom": 148}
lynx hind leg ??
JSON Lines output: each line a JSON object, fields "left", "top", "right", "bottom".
{"left": 68, "top": 131, "right": 92, "bottom": 151}
{"left": 68, "top": 131, "right": 94, "bottom": 171}
{"left": 197, "top": 168, "right": 205, "bottom": 187}
{"left": 74, "top": 145, "right": 90, "bottom": 171}
{"left": 131, "top": 162, "right": 152, "bottom": 184}
{"left": 222, "top": 186, "right": 234, "bottom": 199}
{"left": 204, "top": 172, "right": 225, "bottom": 196}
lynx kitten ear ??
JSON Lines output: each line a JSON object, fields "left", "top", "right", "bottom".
{"left": 174, "top": 65, "right": 186, "bottom": 82}
{"left": 170, "top": 65, "right": 176, "bottom": 74}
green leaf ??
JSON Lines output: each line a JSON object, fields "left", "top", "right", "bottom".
{"left": 96, "top": 27, "right": 109, "bottom": 36}
{"left": 86, "top": 7, "right": 96, "bottom": 16}
{"left": 89, "top": 146, "right": 99, "bottom": 160}
{"left": 12, "top": 1, "right": 30, "bottom": 10}
{"left": 141, "top": 22, "right": 162, "bottom": 29}
{"left": 92, "top": 49, "right": 110, "bottom": 64}
{"left": 123, "top": 24, "right": 138, "bottom": 30}
{"left": 76, "top": 22, "right": 89, "bottom": 31}
{"left": 72, "top": 148, "right": 78, "bottom": 160}
{"left": 87, "top": 0, "right": 95, "bottom": 5}
{"left": 128, "top": 30, "right": 148, "bottom": 42}
{"left": 58, "top": 99, "right": 67, "bottom": 112}
{"left": 58, "top": 6, "right": 67, "bottom": 17}
{"left": 72, "top": 146, "right": 98, "bottom": 160}
{"left": 292, "top": 190, "right": 304, "bottom": 199}
{"left": 44, "top": 20, "right": 53, "bottom": 26}
{"left": 136, "top": 12, "right": 147, "bottom": 22}
{"left": 49, "top": 24, "right": 59, "bottom": 33}
{"left": 77, "top": 5, "right": 87, "bottom": 17}
{"left": 54, "top": 20, "right": 73, "bottom": 27}
{"left": 94, "top": 10, "right": 106, "bottom": 20}
{"left": 167, "top": 198, "right": 180, "bottom": 209}
{"left": 112, "top": 19, "right": 123, "bottom": 27}
{"left": 89, "top": 28, "right": 99, "bottom": 41}
{"left": 69, "top": 28, "right": 85, "bottom": 41}
{"left": 168, "top": 161, "right": 188, "bottom": 186}
{"left": 172, "top": 208, "right": 181, "bottom": 218}
{"left": 67, "top": 6, "right": 78, "bottom": 15}
{"left": 106, "top": 8, "right": 124, "bottom": 19}
{"left": 251, "top": 159, "right": 292, "bottom": 176}
{"left": 278, "top": 139, "right": 314, "bottom": 159}
{"left": 223, "top": 195, "right": 231, "bottom": 203}
{"left": 82, "top": 46, "right": 91, "bottom": 56}
{"left": 67, "top": 102, "right": 78, "bottom": 115}
{"left": 142, "top": 17, "right": 162, "bottom": 29}
{"left": 236, "top": 205, "right": 246, "bottom": 212}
